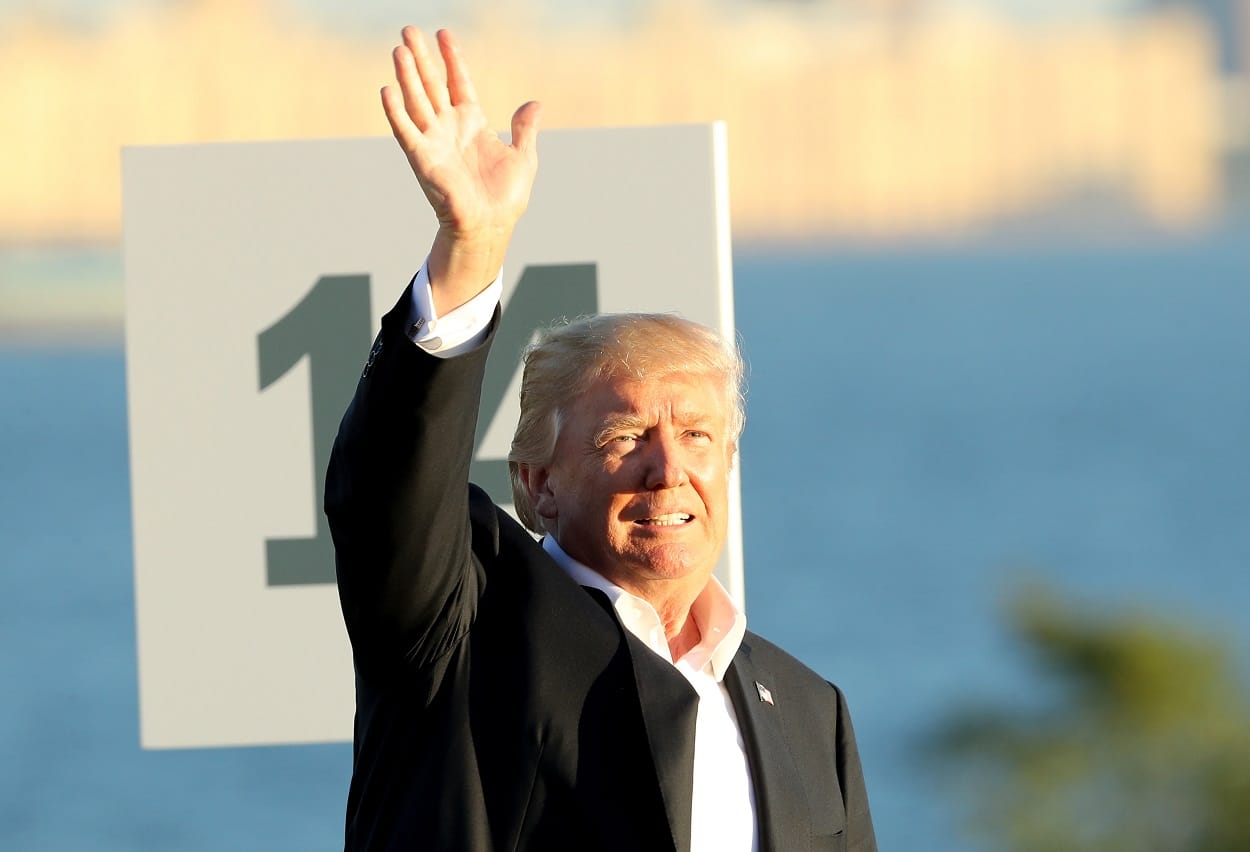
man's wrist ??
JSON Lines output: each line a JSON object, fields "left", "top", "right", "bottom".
{"left": 428, "top": 226, "right": 513, "bottom": 314}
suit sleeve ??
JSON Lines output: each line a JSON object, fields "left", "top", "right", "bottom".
{"left": 324, "top": 280, "right": 499, "bottom": 680}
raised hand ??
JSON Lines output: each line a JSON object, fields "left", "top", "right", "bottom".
{"left": 381, "top": 27, "right": 541, "bottom": 311}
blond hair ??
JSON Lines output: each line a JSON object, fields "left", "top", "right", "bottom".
{"left": 507, "top": 313, "right": 745, "bottom": 533}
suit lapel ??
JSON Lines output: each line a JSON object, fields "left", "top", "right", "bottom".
{"left": 624, "top": 629, "right": 699, "bottom": 852}
{"left": 584, "top": 587, "right": 699, "bottom": 852}
{"left": 726, "top": 641, "right": 809, "bottom": 852}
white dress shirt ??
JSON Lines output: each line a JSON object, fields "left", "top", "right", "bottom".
{"left": 405, "top": 259, "right": 502, "bottom": 358}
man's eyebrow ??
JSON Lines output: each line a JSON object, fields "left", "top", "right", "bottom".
{"left": 591, "top": 411, "right": 716, "bottom": 442}
{"left": 592, "top": 414, "right": 646, "bottom": 444}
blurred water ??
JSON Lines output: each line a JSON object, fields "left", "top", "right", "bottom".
{"left": 735, "top": 231, "right": 1250, "bottom": 850}
{"left": 2, "top": 227, "right": 1249, "bottom": 850}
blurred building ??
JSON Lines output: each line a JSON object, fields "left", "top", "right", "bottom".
{"left": 0, "top": 0, "right": 1231, "bottom": 244}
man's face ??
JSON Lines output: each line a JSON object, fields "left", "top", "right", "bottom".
{"left": 525, "top": 372, "right": 734, "bottom": 597}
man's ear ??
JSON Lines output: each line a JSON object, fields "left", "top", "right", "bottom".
{"left": 517, "top": 463, "right": 559, "bottom": 522}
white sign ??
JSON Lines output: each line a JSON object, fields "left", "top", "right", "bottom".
{"left": 123, "top": 125, "right": 738, "bottom": 749}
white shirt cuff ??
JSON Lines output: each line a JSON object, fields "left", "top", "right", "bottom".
{"left": 405, "top": 258, "right": 502, "bottom": 358}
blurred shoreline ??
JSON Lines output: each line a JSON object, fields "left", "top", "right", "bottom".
{"left": 3, "top": 0, "right": 1242, "bottom": 245}
{"left": 5, "top": 209, "right": 1247, "bottom": 344}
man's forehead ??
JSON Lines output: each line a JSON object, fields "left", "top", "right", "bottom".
{"left": 583, "top": 374, "right": 728, "bottom": 422}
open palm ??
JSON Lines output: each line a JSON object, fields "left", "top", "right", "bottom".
{"left": 382, "top": 28, "right": 540, "bottom": 243}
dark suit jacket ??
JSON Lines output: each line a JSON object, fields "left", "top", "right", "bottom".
{"left": 325, "top": 287, "right": 876, "bottom": 852}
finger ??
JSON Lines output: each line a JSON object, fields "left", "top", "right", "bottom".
{"left": 510, "top": 101, "right": 542, "bottom": 159}
{"left": 437, "top": 29, "right": 479, "bottom": 107}
{"left": 392, "top": 44, "right": 436, "bottom": 130}
{"left": 381, "top": 85, "right": 421, "bottom": 150}
{"left": 403, "top": 26, "right": 450, "bottom": 114}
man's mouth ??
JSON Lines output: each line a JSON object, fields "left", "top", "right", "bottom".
{"left": 634, "top": 513, "right": 692, "bottom": 527}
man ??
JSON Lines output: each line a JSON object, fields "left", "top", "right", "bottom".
{"left": 326, "top": 26, "right": 875, "bottom": 852}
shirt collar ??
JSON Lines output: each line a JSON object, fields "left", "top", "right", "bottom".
{"left": 542, "top": 536, "right": 746, "bottom": 681}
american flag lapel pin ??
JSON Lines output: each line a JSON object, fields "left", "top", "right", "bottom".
{"left": 755, "top": 681, "right": 774, "bottom": 706}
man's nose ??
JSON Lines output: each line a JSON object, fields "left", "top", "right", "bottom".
{"left": 643, "top": 433, "right": 688, "bottom": 490}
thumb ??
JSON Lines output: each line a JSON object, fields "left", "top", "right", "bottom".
{"left": 510, "top": 100, "right": 542, "bottom": 158}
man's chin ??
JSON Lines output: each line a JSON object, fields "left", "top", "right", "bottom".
{"left": 622, "top": 544, "right": 716, "bottom": 584}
